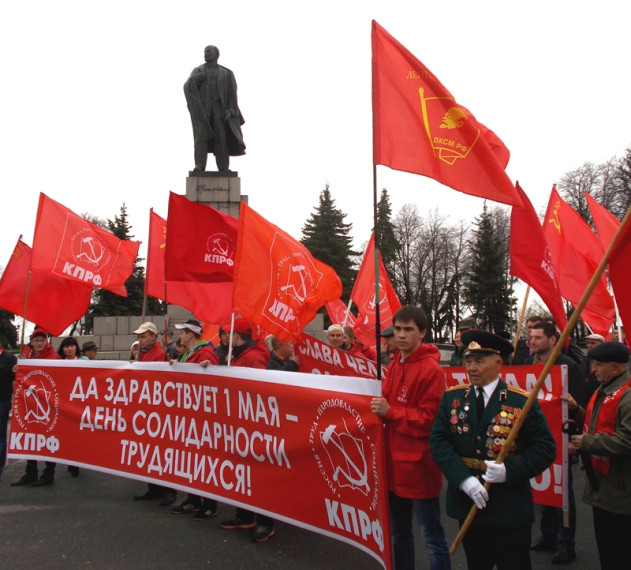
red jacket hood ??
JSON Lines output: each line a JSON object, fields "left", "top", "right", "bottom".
{"left": 397, "top": 342, "right": 441, "bottom": 365}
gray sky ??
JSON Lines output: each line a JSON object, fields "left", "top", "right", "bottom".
{"left": 2, "top": 0, "right": 629, "bottom": 285}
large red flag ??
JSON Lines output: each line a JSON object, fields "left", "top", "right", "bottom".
{"left": 371, "top": 20, "right": 522, "bottom": 208}
{"left": 509, "top": 183, "right": 567, "bottom": 331}
{"left": 585, "top": 193, "right": 620, "bottom": 251}
{"left": 233, "top": 202, "right": 342, "bottom": 342}
{"left": 146, "top": 209, "right": 232, "bottom": 324}
{"left": 350, "top": 234, "right": 401, "bottom": 345}
{"left": 31, "top": 193, "right": 140, "bottom": 297}
{"left": 543, "top": 187, "right": 614, "bottom": 336}
{"left": 0, "top": 238, "right": 92, "bottom": 336}
{"left": 609, "top": 216, "right": 631, "bottom": 333}
{"left": 165, "top": 192, "right": 238, "bottom": 284}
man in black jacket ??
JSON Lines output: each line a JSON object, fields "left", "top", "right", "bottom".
{"left": 0, "top": 341, "right": 17, "bottom": 480}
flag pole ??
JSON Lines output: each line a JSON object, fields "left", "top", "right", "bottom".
{"left": 20, "top": 269, "right": 32, "bottom": 352}
{"left": 513, "top": 285, "right": 531, "bottom": 353}
{"left": 342, "top": 299, "right": 354, "bottom": 327}
{"left": 226, "top": 311, "right": 236, "bottom": 367}
{"left": 373, "top": 164, "right": 382, "bottom": 381}
{"left": 449, "top": 201, "right": 631, "bottom": 554}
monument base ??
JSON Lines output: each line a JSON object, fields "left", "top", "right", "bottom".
{"left": 186, "top": 172, "right": 247, "bottom": 218}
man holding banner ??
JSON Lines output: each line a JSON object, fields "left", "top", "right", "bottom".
{"left": 371, "top": 305, "right": 451, "bottom": 569}
{"left": 430, "top": 330, "right": 556, "bottom": 570}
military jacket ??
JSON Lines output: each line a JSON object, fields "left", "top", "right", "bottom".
{"left": 430, "top": 379, "right": 556, "bottom": 527}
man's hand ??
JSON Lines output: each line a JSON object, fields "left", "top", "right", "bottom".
{"left": 482, "top": 461, "right": 507, "bottom": 483}
{"left": 570, "top": 434, "right": 584, "bottom": 449}
{"left": 371, "top": 396, "right": 389, "bottom": 417}
{"left": 460, "top": 476, "right": 489, "bottom": 509}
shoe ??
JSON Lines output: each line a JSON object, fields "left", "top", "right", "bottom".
{"left": 159, "top": 492, "right": 177, "bottom": 507}
{"left": 67, "top": 466, "right": 80, "bottom": 477}
{"left": 531, "top": 537, "right": 557, "bottom": 552}
{"left": 220, "top": 518, "right": 256, "bottom": 530}
{"left": 133, "top": 490, "right": 162, "bottom": 501}
{"left": 171, "top": 500, "right": 200, "bottom": 514}
{"left": 252, "top": 526, "right": 275, "bottom": 542}
{"left": 193, "top": 506, "right": 218, "bottom": 520}
{"left": 11, "top": 474, "right": 37, "bottom": 486}
{"left": 552, "top": 548, "right": 576, "bottom": 565}
{"left": 31, "top": 476, "right": 54, "bottom": 487}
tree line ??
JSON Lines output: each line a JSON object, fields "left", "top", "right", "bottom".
{"left": 1, "top": 144, "right": 629, "bottom": 348}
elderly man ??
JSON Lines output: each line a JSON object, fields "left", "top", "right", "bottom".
{"left": 571, "top": 341, "right": 631, "bottom": 570}
{"left": 79, "top": 341, "right": 98, "bottom": 360}
{"left": 430, "top": 329, "right": 556, "bottom": 570}
{"left": 326, "top": 324, "right": 345, "bottom": 348}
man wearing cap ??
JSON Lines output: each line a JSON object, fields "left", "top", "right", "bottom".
{"left": 133, "top": 322, "right": 166, "bottom": 363}
{"left": 215, "top": 324, "right": 231, "bottom": 365}
{"left": 430, "top": 329, "right": 556, "bottom": 570}
{"left": 581, "top": 334, "right": 605, "bottom": 400}
{"left": 12, "top": 329, "right": 61, "bottom": 487}
{"left": 130, "top": 322, "right": 174, "bottom": 505}
{"left": 371, "top": 305, "right": 451, "bottom": 569}
{"left": 380, "top": 325, "right": 397, "bottom": 365}
{"left": 169, "top": 319, "right": 218, "bottom": 518}
{"left": 79, "top": 341, "right": 98, "bottom": 360}
{"left": 570, "top": 341, "right": 631, "bottom": 570}
{"left": 525, "top": 321, "right": 586, "bottom": 564}
{"left": 220, "top": 317, "right": 274, "bottom": 541}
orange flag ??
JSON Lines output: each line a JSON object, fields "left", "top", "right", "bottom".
{"left": 233, "top": 202, "right": 342, "bottom": 342}
{"left": 371, "top": 20, "right": 522, "bottom": 207}
{"left": 145, "top": 209, "right": 232, "bottom": 324}
{"left": 0, "top": 237, "right": 92, "bottom": 336}
{"left": 543, "top": 186, "right": 614, "bottom": 336}
{"left": 585, "top": 193, "right": 620, "bottom": 251}
{"left": 31, "top": 193, "right": 140, "bottom": 297}
{"left": 350, "top": 234, "right": 401, "bottom": 346}
{"left": 609, "top": 217, "right": 631, "bottom": 333}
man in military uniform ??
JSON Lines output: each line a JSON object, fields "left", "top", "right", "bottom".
{"left": 430, "top": 330, "right": 556, "bottom": 570}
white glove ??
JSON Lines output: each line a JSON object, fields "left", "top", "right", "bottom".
{"left": 483, "top": 461, "right": 507, "bottom": 484}
{"left": 459, "top": 476, "right": 489, "bottom": 509}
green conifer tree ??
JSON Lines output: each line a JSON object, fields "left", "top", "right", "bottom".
{"left": 301, "top": 184, "right": 359, "bottom": 300}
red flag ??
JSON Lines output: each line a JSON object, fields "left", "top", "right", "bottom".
{"left": 609, "top": 217, "right": 631, "bottom": 333}
{"left": 350, "top": 234, "right": 401, "bottom": 345}
{"left": 145, "top": 209, "right": 232, "bottom": 324}
{"left": 543, "top": 187, "right": 614, "bottom": 336}
{"left": 325, "top": 298, "right": 356, "bottom": 328}
{"left": 585, "top": 193, "right": 620, "bottom": 251}
{"left": 0, "top": 237, "right": 92, "bottom": 336}
{"left": 31, "top": 193, "right": 140, "bottom": 296}
{"left": 165, "top": 192, "right": 238, "bottom": 284}
{"left": 233, "top": 202, "right": 342, "bottom": 342}
{"left": 509, "top": 183, "right": 567, "bottom": 331}
{"left": 371, "top": 20, "right": 522, "bottom": 208}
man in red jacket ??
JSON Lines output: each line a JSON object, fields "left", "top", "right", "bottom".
{"left": 371, "top": 306, "right": 451, "bottom": 570}
{"left": 130, "top": 322, "right": 174, "bottom": 506}
{"left": 11, "top": 329, "right": 60, "bottom": 487}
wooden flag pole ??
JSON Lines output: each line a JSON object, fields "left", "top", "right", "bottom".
{"left": 449, "top": 202, "right": 631, "bottom": 554}
{"left": 513, "top": 285, "right": 531, "bottom": 354}
{"left": 373, "top": 164, "right": 383, "bottom": 381}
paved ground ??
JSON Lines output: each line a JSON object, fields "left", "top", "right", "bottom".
{"left": 0, "top": 453, "right": 600, "bottom": 569}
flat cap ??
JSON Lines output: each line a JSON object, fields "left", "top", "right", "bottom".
{"left": 585, "top": 333, "right": 606, "bottom": 343}
{"left": 588, "top": 341, "right": 630, "bottom": 363}
{"left": 462, "top": 329, "right": 514, "bottom": 359}
{"left": 458, "top": 316, "right": 477, "bottom": 331}
{"left": 381, "top": 326, "right": 394, "bottom": 337}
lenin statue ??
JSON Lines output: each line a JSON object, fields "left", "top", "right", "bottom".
{"left": 184, "top": 45, "right": 245, "bottom": 173}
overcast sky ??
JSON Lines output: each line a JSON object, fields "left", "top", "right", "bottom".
{"left": 2, "top": 0, "right": 629, "bottom": 286}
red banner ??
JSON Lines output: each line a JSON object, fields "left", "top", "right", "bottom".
{"left": 9, "top": 361, "right": 391, "bottom": 568}
{"left": 296, "top": 334, "right": 387, "bottom": 379}
{"left": 445, "top": 365, "right": 567, "bottom": 509}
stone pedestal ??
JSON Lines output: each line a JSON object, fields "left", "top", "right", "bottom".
{"left": 185, "top": 171, "right": 247, "bottom": 218}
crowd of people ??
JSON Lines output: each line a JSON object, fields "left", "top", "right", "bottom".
{"left": 3, "top": 310, "right": 631, "bottom": 569}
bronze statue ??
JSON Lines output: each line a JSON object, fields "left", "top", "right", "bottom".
{"left": 184, "top": 45, "right": 245, "bottom": 173}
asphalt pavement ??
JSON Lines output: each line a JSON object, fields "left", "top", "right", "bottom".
{"left": 1, "top": 452, "right": 600, "bottom": 569}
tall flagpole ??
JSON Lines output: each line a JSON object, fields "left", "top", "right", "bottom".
{"left": 373, "top": 164, "right": 382, "bottom": 381}
{"left": 450, "top": 201, "right": 631, "bottom": 553}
